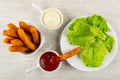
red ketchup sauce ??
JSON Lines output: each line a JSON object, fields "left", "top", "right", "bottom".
{"left": 39, "top": 51, "right": 60, "bottom": 71}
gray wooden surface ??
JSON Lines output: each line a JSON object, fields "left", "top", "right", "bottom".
{"left": 0, "top": 0, "right": 120, "bottom": 80}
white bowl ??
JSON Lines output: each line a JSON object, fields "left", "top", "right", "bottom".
{"left": 41, "top": 8, "right": 63, "bottom": 30}
{"left": 38, "top": 50, "right": 61, "bottom": 72}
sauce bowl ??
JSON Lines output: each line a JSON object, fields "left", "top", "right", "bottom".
{"left": 32, "top": 3, "right": 63, "bottom": 30}
{"left": 26, "top": 50, "right": 61, "bottom": 73}
{"left": 41, "top": 8, "right": 63, "bottom": 30}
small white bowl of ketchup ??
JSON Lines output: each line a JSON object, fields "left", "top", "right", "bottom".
{"left": 38, "top": 47, "right": 80, "bottom": 72}
{"left": 26, "top": 50, "right": 61, "bottom": 73}
{"left": 39, "top": 50, "right": 61, "bottom": 72}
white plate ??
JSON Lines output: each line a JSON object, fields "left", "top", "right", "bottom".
{"left": 60, "top": 16, "right": 117, "bottom": 72}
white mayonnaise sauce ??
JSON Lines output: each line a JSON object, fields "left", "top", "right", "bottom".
{"left": 42, "top": 9, "right": 61, "bottom": 30}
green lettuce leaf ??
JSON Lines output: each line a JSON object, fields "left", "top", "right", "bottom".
{"left": 66, "top": 14, "right": 115, "bottom": 67}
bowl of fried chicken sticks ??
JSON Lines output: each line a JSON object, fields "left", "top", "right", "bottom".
{"left": 3, "top": 21, "right": 45, "bottom": 55}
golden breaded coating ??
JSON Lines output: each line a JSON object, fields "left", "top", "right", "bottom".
{"left": 3, "top": 30, "right": 8, "bottom": 36}
{"left": 19, "top": 21, "right": 31, "bottom": 33}
{"left": 3, "top": 38, "right": 13, "bottom": 44}
{"left": 26, "top": 33, "right": 32, "bottom": 41}
{"left": 3, "top": 29, "right": 31, "bottom": 40}
{"left": 30, "top": 26, "right": 40, "bottom": 46}
{"left": 7, "top": 23, "right": 18, "bottom": 30}
{"left": 3, "top": 21, "right": 40, "bottom": 53}
{"left": 9, "top": 46, "right": 30, "bottom": 52}
{"left": 7, "top": 29, "right": 18, "bottom": 38}
{"left": 17, "top": 29, "right": 37, "bottom": 50}
{"left": 3, "top": 30, "right": 16, "bottom": 38}
{"left": 59, "top": 47, "right": 81, "bottom": 60}
{"left": 11, "top": 39, "right": 24, "bottom": 46}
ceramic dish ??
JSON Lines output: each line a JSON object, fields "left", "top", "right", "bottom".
{"left": 1, "top": 22, "right": 45, "bottom": 56}
{"left": 60, "top": 16, "right": 117, "bottom": 72}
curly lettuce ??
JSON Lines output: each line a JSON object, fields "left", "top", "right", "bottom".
{"left": 66, "top": 14, "right": 115, "bottom": 67}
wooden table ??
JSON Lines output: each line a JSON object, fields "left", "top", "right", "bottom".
{"left": 0, "top": 0, "right": 120, "bottom": 80}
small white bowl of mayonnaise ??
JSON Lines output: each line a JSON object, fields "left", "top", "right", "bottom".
{"left": 41, "top": 8, "right": 63, "bottom": 30}
{"left": 32, "top": 3, "right": 63, "bottom": 30}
